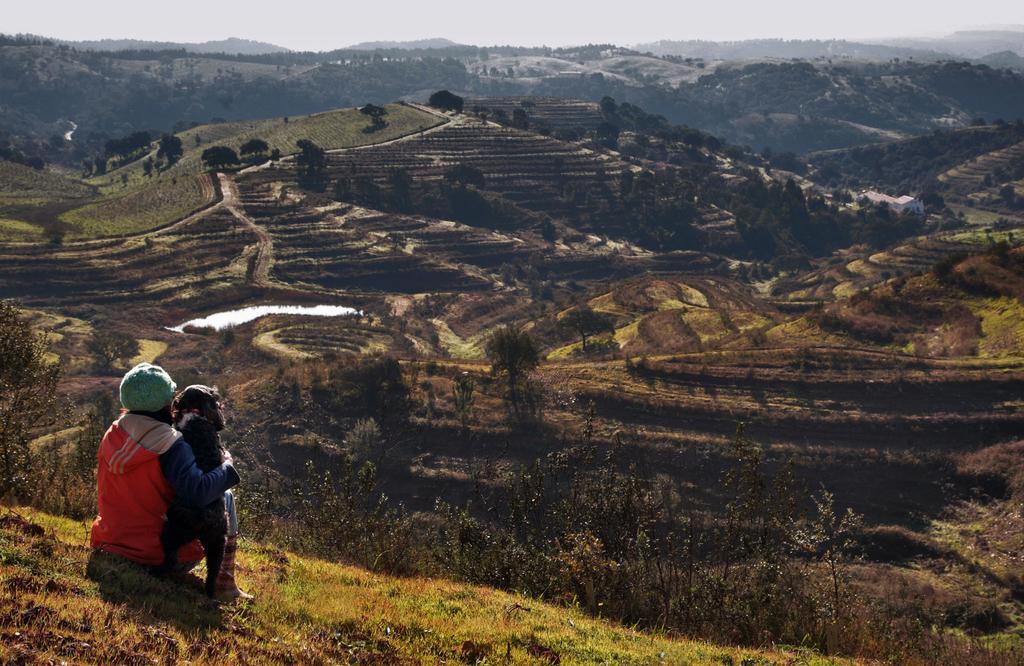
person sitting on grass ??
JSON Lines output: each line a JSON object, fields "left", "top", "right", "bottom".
{"left": 89, "top": 362, "right": 251, "bottom": 601}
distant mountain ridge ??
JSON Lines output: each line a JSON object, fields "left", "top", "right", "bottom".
{"left": 878, "top": 29, "right": 1024, "bottom": 58}
{"left": 54, "top": 36, "right": 289, "bottom": 55}
{"left": 346, "top": 38, "right": 465, "bottom": 50}
{"left": 632, "top": 38, "right": 951, "bottom": 61}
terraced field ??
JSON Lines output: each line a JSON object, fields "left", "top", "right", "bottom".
{"left": 772, "top": 234, "right": 980, "bottom": 302}
{"left": 0, "top": 205, "right": 258, "bottom": 308}
{"left": 236, "top": 183, "right": 501, "bottom": 294}
{"left": 253, "top": 315, "right": 397, "bottom": 359}
{"left": 466, "top": 96, "right": 605, "bottom": 130}
{"left": 549, "top": 276, "right": 778, "bottom": 358}
{"left": 307, "top": 118, "right": 632, "bottom": 219}
{"left": 548, "top": 348, "right": 1024, "bottom": 451}
{"left": 939, "top": 140, "right": 1024, "bottom": 194}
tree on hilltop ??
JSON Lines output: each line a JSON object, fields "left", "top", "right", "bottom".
{"left": 429, "top": 90, "right": 464, "bottom": 113}
{"left": 560, "top": 305, "right": 614, "bottom": 353}
{"left": 156, "top": 134, "right": 183, "bottom": 165}
{"left": 240, "top": 138, "right": 269, "bottom": 161}
{"left": 360, "top": 104, "right": 388, "bottom": 132}
{"left": 200, "top": 145, "right": 239, "bottom": 170}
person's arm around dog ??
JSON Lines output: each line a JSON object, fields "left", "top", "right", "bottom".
{"left": 160, "top": 436, "right": 239, "bottom": 508}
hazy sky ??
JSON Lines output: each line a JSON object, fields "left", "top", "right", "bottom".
{"left": 7, "top": 0, "right": 1024, "bottom": 50}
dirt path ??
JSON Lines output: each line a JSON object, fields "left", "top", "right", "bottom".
{"left": 217, "top": 173, "right": 273, "bottom": 287}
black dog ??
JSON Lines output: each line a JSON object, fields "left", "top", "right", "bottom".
{"left": 153, "top": 385, "right": 228, "bottom": 597}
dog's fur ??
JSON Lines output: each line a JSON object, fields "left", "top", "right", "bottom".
{"left": 153, "top": 386, "right": 228, "bottom": 597}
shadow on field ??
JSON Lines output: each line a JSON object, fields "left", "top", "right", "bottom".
{"left": 86, "top": 550, "right": 223, "bottom": 632}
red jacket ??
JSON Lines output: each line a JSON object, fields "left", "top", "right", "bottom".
{"left": 90, "top": 414, "right": 237, "bottom": 566}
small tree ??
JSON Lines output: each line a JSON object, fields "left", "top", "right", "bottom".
{"left": 0, "top": 301, "right": 62, "bottom": 498}
{"left": 560, "top": 305, "right": 614, "bottom": 352}
{"left": 429, "top": 90, "right": 464, "bottom": 113}
{"left": 452, "top": 373, "right": 475, "bottom": 429}
{"left": 511, "top": 108, "right": 529, "bottom": 130}
{"left": 485, "top": 326, "right": 539, "bottom": 418}
{"left": 295, "top": 138, "right": 327, "bottom": 191}
{"left": 795, "top": 488, "right": 863, "bottom": 624}
{"left": 156, "top": 134, "right": 183, "bottom": 165}
{"left": 1000, "top": 184, "right": 1017, "bottom": 207}
{"left": 240, "top": 138, "right": 269, "bottom": 161}
{"left": 444, "top": 164, "right": 485, "bottom": 189}
{"left": 348, "top": 417, "right": 383, "bottom": 461}
{"left": 88, "top": 330, "right": 140, "bottom": 374}
{"left": 200, "top": 145, "right": 239, "bottom": 170}
{"left": 360, "top": 104, "right": 388, "bottom": 131}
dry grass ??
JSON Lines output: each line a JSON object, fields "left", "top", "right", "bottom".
{"left": 0, "top": 508, "right": 845, "bottom": 665}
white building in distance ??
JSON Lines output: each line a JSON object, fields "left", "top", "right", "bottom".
{"left": 858, "top": 191, "right": 925, "bottom": 215}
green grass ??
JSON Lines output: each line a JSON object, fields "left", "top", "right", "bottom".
{"left": 432, "top": 318, "right": 489, "bottom": 359}
{"left": 129, "top": 339, "right": 168, "bottom": 366}
{"left": 1, "top": 508, "right": 844, "bottom": 665}
{"left": 60, "top": 173, "right": 216, "bottom": 237}
{"left": 969, "top": 296, "right": 1024, "bottom": 358}
{"left": 0, "top": 217, "right": 44, "bottom": 240}
{"left": 0, "top": 161, "right": 94, "bottom": 202}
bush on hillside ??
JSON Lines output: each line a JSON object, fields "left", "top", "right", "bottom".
{"left": 0, "top": 301, "right": 63, "bottom": 499}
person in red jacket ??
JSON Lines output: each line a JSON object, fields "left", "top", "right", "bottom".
{"left": 90, "top": 363, "right": 248, "bottom": 600}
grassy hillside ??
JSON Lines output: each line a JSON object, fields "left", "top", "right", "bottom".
{"left": 57, "top": 103, "right": 442, "bottom": 239}
{"left": 0, "top": 104, "right": 443, "bottom": 241}
{"left": 0, "top": 160, "right": 95, "bottom": 201}
{"left": 0, "top": 160, "right": 97, "bottom": 240}
{"left": 60, "top": 172, "right": 218, "bottom": 238}
{"left": 0, "top": 508, "right": 841, "bottom": 665}
{"left": 90, "top": 103, "right": 443, "bottom": 192}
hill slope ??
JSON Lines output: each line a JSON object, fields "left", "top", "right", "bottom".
{"left": 0, "top": 508, "right": 842, "bottom": 665}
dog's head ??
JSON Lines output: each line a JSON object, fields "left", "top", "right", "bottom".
{"left": 172, "top": 385, "right": 225, "bottom": 431}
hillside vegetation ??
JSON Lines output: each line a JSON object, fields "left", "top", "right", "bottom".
{"left": 0, "top": 508, "right": 838, "bottom": 665}
{"left": 0, "top": 103, "right": 442, "bottom": 240}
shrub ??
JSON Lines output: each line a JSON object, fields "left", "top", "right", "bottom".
{"left": 348, "top": 417, "right": 383, "bottom": 461}
{"left": 0, "top": 301, "right": 63, "bottom": 499}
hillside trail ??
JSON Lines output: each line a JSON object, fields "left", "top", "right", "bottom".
{"left": 218, "top": 173, "right": 273, "bottom": 287}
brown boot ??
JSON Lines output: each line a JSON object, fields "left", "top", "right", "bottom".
{"left": 216, "top": 534, "right": 253, "bottom": 602}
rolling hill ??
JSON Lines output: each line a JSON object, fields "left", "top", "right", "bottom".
{"left": 0, "top": 103, "right": 443, "bottom": 239}
{"left": 4, "top": 91, "right": 1024, "bottom": 663}
{"left": 53, "top": 36, "right": 290, "bottom": 55}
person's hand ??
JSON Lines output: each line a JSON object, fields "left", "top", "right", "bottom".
{"left": 222, "top": 450, "right": 234, "bottom": 466}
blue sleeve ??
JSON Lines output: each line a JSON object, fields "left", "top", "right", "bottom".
{"left": 159, "top": 438, "right": 240, "bottom": 507}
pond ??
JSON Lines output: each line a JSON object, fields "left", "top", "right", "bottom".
{"left": 169, "top": 304, "right": 361, "bottom": 332}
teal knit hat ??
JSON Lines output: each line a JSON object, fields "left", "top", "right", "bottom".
{"left": 119, "top": 363, "right": 177, "bottom": 412}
